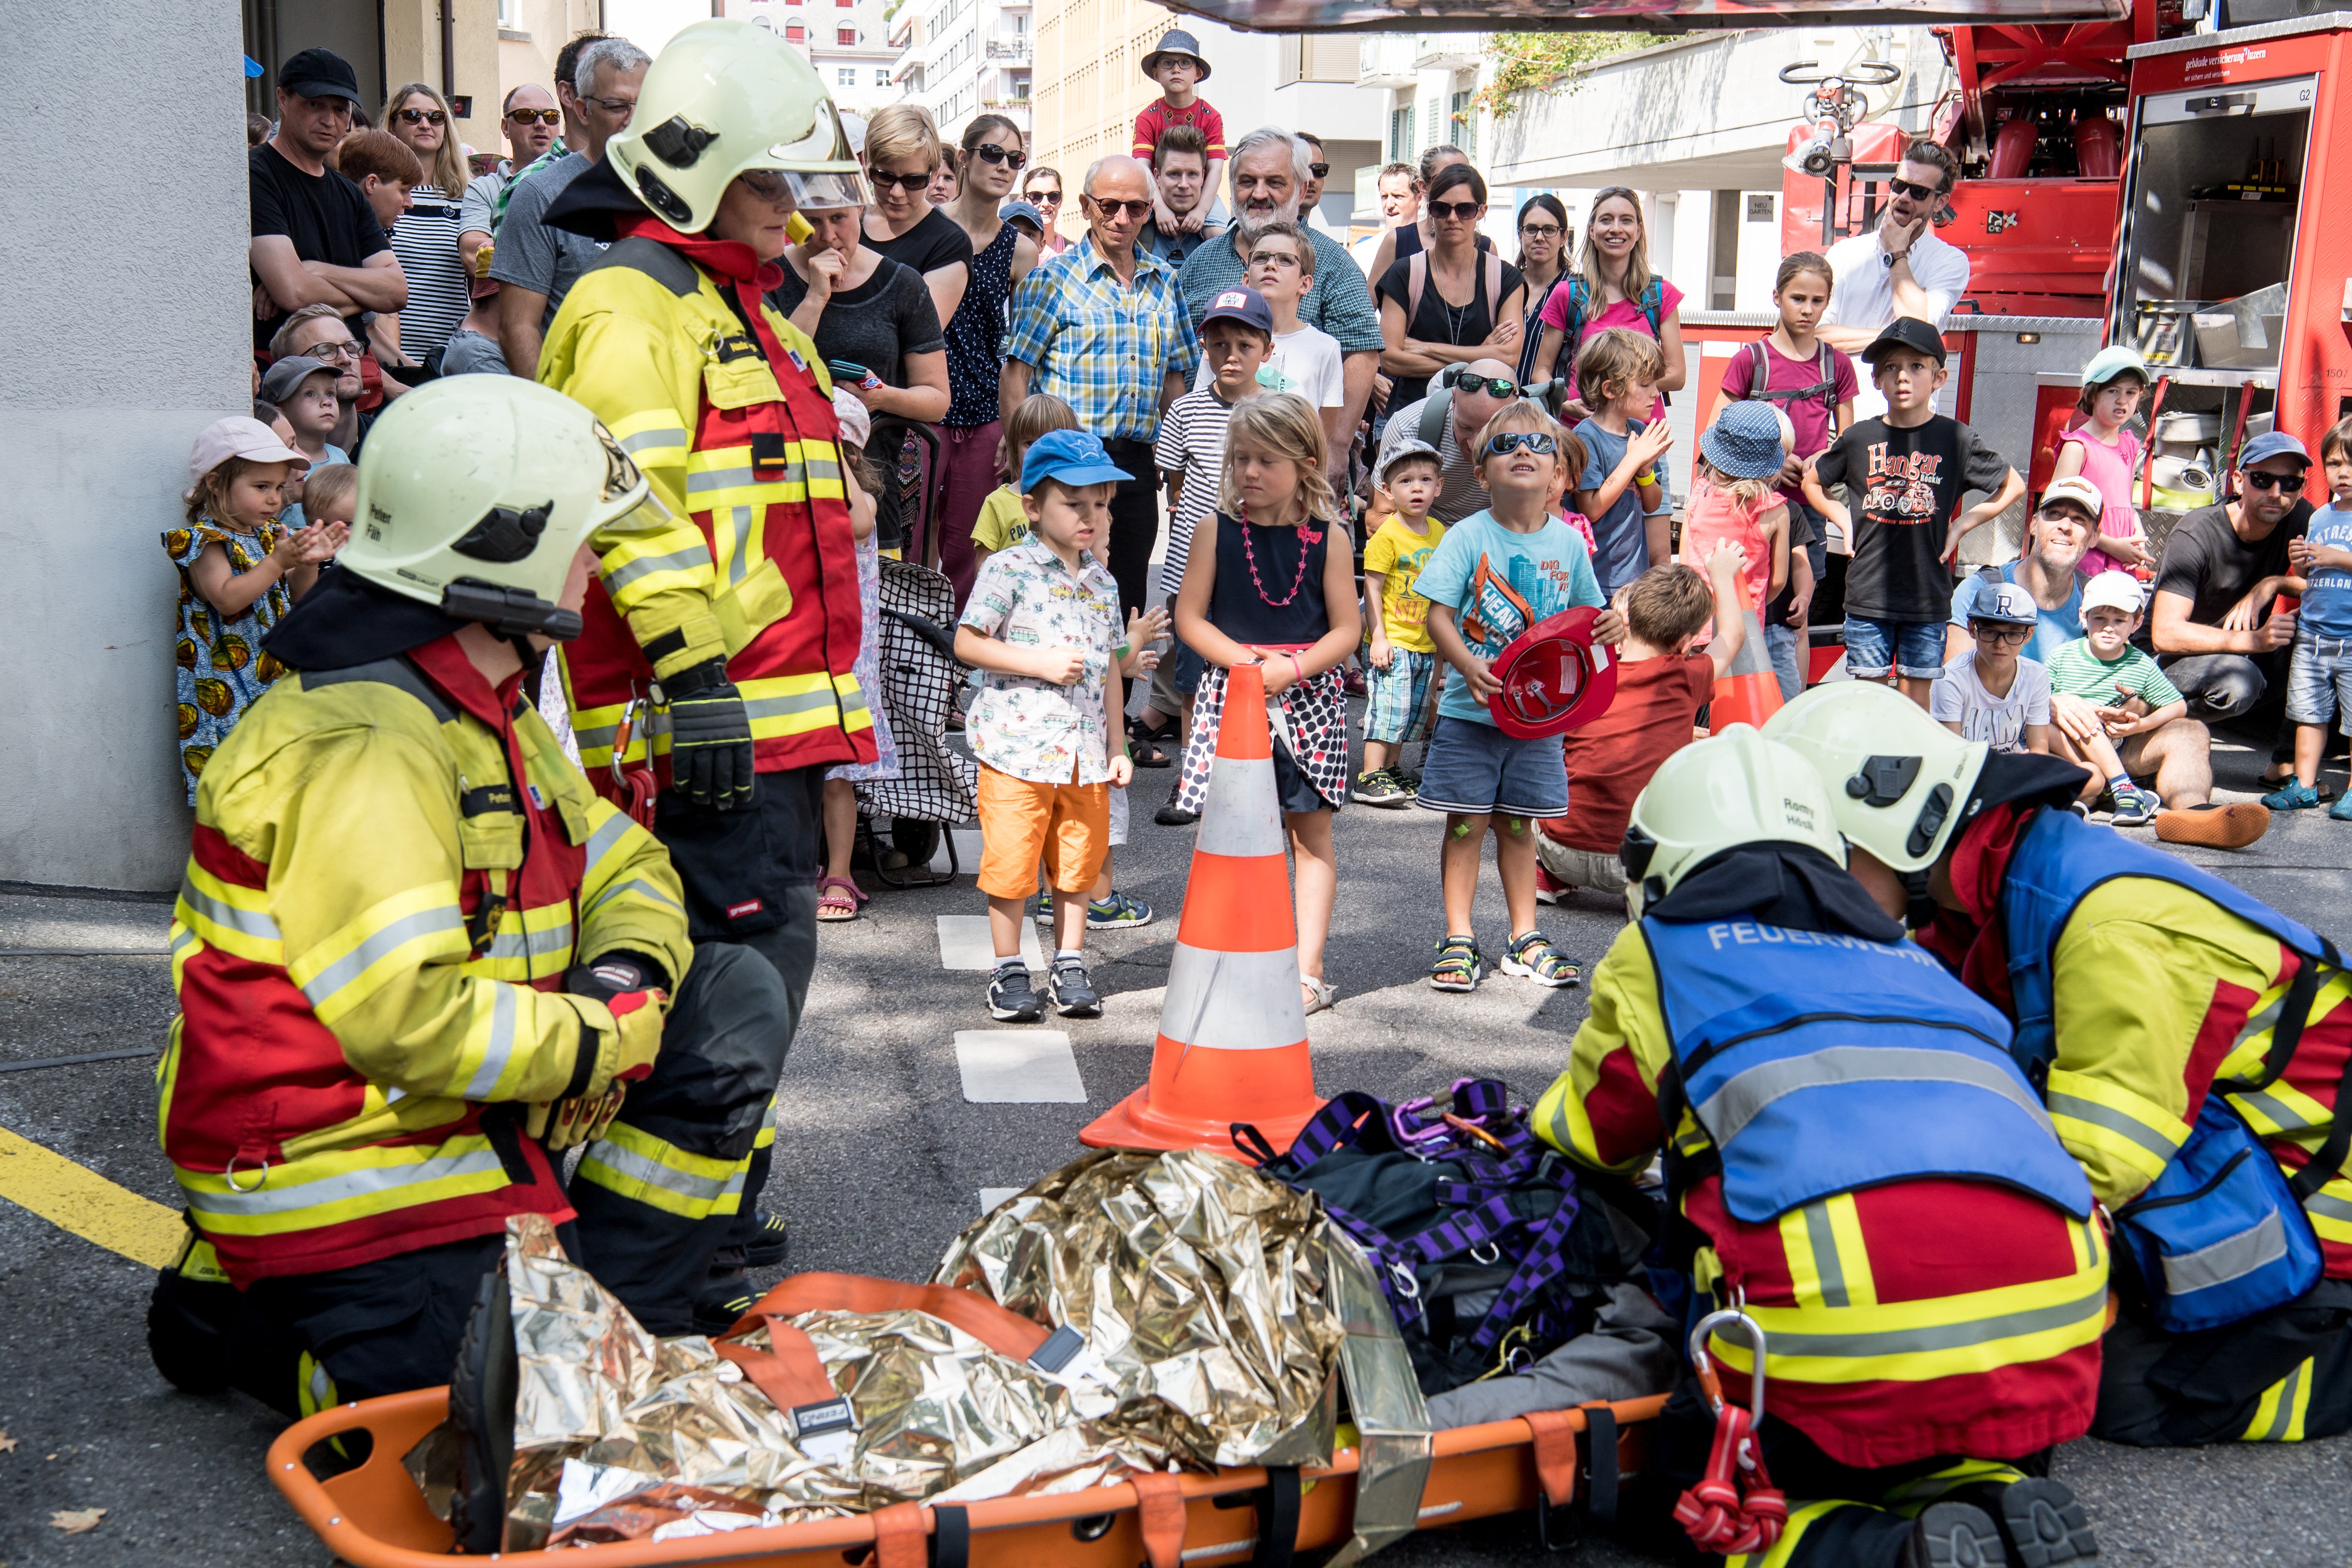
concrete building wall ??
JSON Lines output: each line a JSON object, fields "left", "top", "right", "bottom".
{"left": 0, "top": 0, "right": 253, "bottom": 890}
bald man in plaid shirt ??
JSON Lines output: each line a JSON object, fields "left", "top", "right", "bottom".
{"left": 1002, "top": 155, "right": 1200, "bottom": 616}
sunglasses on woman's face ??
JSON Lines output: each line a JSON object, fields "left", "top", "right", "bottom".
{"left": 507, "top": 107, "right": 561, "bottom": 126}
{"left": 2246, "top": 470, "right": 2307, "bottom": 493}
{"left": 1483, "top": 431, "right": 1557, "bottom": 458}
{"left": 971, "top": 142, "right": 1026, "bottom": 170}
{"left": 396, "top": 107, "right": 447, "bottom": 126}
{"left": 1029, "top": 188, "right": 1062, "bottom": 204}
{"left": 1428, "top": 200, "right": 1483, "bottom": 222}
{"left": 868, "top": 169, "right": 931, "bottom": 191}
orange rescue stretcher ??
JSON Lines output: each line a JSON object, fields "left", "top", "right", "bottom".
{"left": 266, "top": 1390, "right": 1669, "bottom": 1567}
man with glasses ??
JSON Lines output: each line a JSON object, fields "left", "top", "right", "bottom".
{"left": 2150, "top": 431, "right": 2316, "bottom": 791}
{"left": 1179, "top": 128, "right": 1383, "bottom": 471}
{"left": 1295, "top": 131, "right": 1338, "bottom": 236}
{"left": 1375, "top": 357, "right": 1522, "bottom": 525}
{"left": 1818, "top": 141, "right": 1970, "bottom": 419}
{"left": 493, "top": 35, "right": 648, "bottom": 378}
{"left": 249, "top": 46, "right": 407, "bottom": 356}
{"left": 269, "top": 302, "right": 377, "bottom": 456}
{"left": 1138, "top": 125, "right": 1225, "bottom": 267}
{"left": 457, "top": 83, "right": 560, "bottom": 273}
{"left": 1003, "top": 155, "right": 1200, "bottom": 615}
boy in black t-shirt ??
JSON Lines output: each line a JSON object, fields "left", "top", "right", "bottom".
{"left": 1805, "top": 317, "right": 2024, "bottom": 706}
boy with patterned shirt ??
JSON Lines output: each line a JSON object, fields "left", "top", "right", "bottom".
{"left": 1355, "top": 441, "right": 1447, "bottom": 806}
{"left": 954, "top": 432, "right": 1136, "bottom": 1024}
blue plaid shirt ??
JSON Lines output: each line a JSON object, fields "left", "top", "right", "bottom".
{"left": 1004, "top": 237, "right": 1200, "bottom": 442}
{"left": 1177, "top": 226, "right": 1385, "bottom": 357}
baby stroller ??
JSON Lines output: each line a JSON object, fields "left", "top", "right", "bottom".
{"left": 857, "top": 555, "right": 976, "bottom": 888}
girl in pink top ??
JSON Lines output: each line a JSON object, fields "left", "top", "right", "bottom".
{"left": 2050, "top": 348, "right": 2152, "bottom": 576}
{"left": 1681, "top": 403, "right": 1792, "bottom": 632}
{"left": 1528, "top": 186, "right": 1686, "bottom": 421}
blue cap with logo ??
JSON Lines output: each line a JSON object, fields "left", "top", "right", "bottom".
{"left": 1202, "top": 284, "right": 1274, "bottom": 336}
{"left": 1020, "top": 429, "right": 1131, "bottom": 494}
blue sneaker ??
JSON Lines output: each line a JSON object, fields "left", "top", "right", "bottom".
{"left": 2331, "top": 792, "right": 2352, "bottom": 822}
{"left": 2262, "top": 781, "right": 2323, "bottom": 811}
{"left": 1087, "top": 889, "right": 1154, "bottom": 929}
{"left": 2110, "top": 785, "right": 2164, "bottom": 828}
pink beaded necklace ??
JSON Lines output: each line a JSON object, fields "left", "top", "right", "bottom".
{"left": 1235, "top": 503, "right": 1323, "bottom": 608}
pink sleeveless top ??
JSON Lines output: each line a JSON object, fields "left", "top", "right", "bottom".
{"left": 1683, "top": 477, "right": 1775, "bottom": 621}
{"left": 2061, "top": 426, "right": 2144, "bottom": 576}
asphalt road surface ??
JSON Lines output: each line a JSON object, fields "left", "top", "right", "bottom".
{"left": 3, "top": 720, "right": 2349, "bottom": 1567}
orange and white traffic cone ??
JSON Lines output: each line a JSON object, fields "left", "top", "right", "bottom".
{"left": 1706, "top": 605, "right": 1784, "bottom": 732}
{"left": 1082, "top": 661, "right": 1324, "bottom": 1157}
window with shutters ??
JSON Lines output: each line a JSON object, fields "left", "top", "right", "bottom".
{"left": 787, "top": 21, "right": 805, "bottom": 39}
{"left": 1450, "top": 90, "right": 1475, "bottom": 158}
{"left": 838, "top": 25, "right": 857, "bottom": 44}
{"left": 1388, "top": 105, "right": 1414, "bottom": 162}
{"left": 1424, "top": 97, "right": 1440, "bottom": 150}
{"left": 1301, "top": 34, "right": 1355, "bottom": 82}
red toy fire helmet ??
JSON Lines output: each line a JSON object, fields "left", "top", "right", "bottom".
{"left": 1490, "top": 607, "right": 1618, "bottom": 739}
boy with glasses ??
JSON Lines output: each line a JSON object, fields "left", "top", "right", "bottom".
{"left": 1191, "top": 222, "right": 1344, "bottom": 451}
{"left": 1930, "top": 576, "right": 2052, "bottom": 754}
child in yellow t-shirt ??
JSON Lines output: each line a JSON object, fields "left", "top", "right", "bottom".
{"left": 1354, "top": 440, "right": 1448, "bottom": 806}
{"left": 970, "top": 393, "right": 1081, "bottom": 573}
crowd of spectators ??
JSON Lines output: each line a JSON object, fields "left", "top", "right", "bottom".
{"left": 213, "top": 27, "right": 2313, "bottom": 951}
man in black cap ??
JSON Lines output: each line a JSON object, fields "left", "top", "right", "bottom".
{"left": 250, "top": 47, "right": 406, "bottom": 356}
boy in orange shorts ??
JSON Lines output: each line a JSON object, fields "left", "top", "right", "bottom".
{"left": 955, "top": 431, "right": 1137, "bottom": 1021}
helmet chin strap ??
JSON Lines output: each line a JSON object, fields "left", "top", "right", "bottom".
{"left": 1901, "top": 868, "right": 1938, "bottom": 933}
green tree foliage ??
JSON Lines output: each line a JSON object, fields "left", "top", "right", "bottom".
{"left": 1474, "top": 33, "right": 1669, "bottom": 118}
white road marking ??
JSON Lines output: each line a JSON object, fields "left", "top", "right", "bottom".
{"left": 936, "top": 914, "right": 1043, "bottom": 971}
{"left": 955, "top": 1030, "right": 1087, "bottom": 1102}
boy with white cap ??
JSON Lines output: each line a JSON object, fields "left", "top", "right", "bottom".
{"left": 2045, "top": 569, "right": 2187, "bottom": 825}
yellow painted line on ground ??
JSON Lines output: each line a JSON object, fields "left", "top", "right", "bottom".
{"left": 0, "top": 1124, "right": 182, "bottom": 1268}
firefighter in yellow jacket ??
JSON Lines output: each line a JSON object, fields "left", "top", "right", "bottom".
{"left": 146, "top": 377, "right": 794, "bottom": 1415}
{"left": 1768, "top": 683, "right": 2352, "bottom": 1449}
{"left": 530, "top": 22, "right": 873, "bottom": 1303}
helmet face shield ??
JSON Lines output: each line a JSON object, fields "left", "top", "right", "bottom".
{"left": 777, "top": 169, "right": 869, "bottom": 210}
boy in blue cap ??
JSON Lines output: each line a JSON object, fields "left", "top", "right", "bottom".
{"left": 956, "top": 431, "right": 1138, "bottom": 1021}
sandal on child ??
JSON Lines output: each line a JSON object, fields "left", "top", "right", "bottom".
{"left": 816, "top": 875, "right": 861, "bottom": 922}
{"left": 1127, "top": 713, "right": 1175, "bottom": 768}
{"left": 1301, "top": 976, "right": 1337, "bottom": 1015}
{"left": 1501, "top": 931, "right": 1581, "bottom": 989}
{"left": 1429, "top": 935, "right": 1482, "bottom": 993}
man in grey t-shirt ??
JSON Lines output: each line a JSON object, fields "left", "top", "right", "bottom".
{"left": 1374, "top": 359, "right": 1519, "bottom": 524}
{"left": 491, "top": 38, "right": 645, "bottom": 376}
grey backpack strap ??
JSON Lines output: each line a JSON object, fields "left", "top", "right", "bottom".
{"left": 1419, "top": 383, "right": 1451, "bottom": 449}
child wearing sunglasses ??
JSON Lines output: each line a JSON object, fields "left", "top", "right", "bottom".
{"left": 1413, "top": 401, "right": 1605, "bottom": 994}
{"left": 1930, "top": 576, "right": 2053, "bottom": 755}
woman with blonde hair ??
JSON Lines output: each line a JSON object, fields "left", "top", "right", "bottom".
{"left": 1529, "top": 186, "right": 1687, "bottom": 419}
{"left": 861, "top": 104, "right": 972, "bottom": 331}
{"left": 377, "top": 82, "right": 471, "bottom": 364}
{"left": 1168, "top": 392, "right": 1361, "bottom": 1013}
{"left": 935, "top": 113, "right": 1044, "bottom": 604}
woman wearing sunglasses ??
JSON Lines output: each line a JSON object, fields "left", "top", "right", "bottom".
{"left": 1021, "top": 166, "right": 1069, "bottom": 256}
{"left": 1374, "top": 163, "right": 1526, "bottom": 418}
{"left": 936, "top": 115, "right": 1044, "bottom": 604}
{"left": 1817, "top": 141, "right": 1971, "bottom": 421}
{"left": 860, "top": 105, "right": 972, "bottom": 337}
{"left": 378, "top": 82, "right": 472, "bottom": 365}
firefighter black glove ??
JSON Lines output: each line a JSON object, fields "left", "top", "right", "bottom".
{"left": 662, "top": 656, "right": 756, "bottom": 811}
{"left": 564, "top": 952, "right": 670, "bottom": 1007}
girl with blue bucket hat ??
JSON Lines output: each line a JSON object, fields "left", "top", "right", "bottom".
{"left": 1682, "top": 400, "right": 1794, "bottom": 627}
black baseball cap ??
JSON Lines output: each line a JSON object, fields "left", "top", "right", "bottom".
{"left": 279, "top": 47, "right": 362, "bottom": 105}
{"left": 1861, "top": 316, "right": 1948, "bottom": 366}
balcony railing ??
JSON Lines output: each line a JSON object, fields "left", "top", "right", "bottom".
{"left": 1357, "top": 33, "right": 1416, "bottom": 88}
{"left": 986, "top": 38, "right": 1029, "bottom": 60}
{"left": 1414, "top": 33, "right": 1479, "bottom": 69}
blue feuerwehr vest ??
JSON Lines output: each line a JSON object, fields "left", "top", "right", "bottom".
{"left": 2000, "top": 806, "right": 2335, "bottom": 1332}
{"left": 1642, "top": 915, "right": 2092, "bottom": 1225}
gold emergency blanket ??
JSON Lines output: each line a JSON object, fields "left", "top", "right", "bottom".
{"left": 409, "top": 1150, "right": 1367, "bottom": 1548}
{"left": 933, "top": 1147, "right": 1347, "bottom": 1470}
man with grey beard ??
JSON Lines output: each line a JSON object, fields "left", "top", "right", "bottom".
{"left": 1179, "top": 126, "right": 1380, "bottom": 471}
